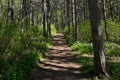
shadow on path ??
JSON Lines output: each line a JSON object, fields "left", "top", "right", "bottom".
{"left": 28, "top": 33, "right": 92, "bottom": 80}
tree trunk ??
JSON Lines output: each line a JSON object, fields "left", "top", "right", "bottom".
{"left": 46, "top": 0, "right": 51, "bottom": 37}
{"left": 42, "top": 0, "right": 47, "bottom": 37}
{"left": 66, "top": 0, "right": 70, "bottom": 34}
{"left": 21, "top": 0, "right": 26, "bottom": 32}
{"left": 30, "top": 0, "right": 34, "bottom": 26}
{"left": 88, "top": 0, "right": 111, "bottom": 79}
{"left": 102, "top": 0, "right": 109, "bottom": 41}
{"left": 71, "top": 0, "right": 74, "bottom": 35}
{"left": 7, "top": 0, "right": 14, "bottom": 23}
{"left": 72, "top": 0, "right": 78, "bottom": 41}
{"left": 109, "top": 0, "right": 113, "bottom": 18}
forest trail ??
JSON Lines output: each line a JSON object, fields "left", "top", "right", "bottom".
{"left": 28, "top": 33, "right": 91, "bottom": 80}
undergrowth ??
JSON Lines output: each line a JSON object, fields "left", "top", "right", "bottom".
{"left": 0, "top": 23, "right": 56, "bottom": 80}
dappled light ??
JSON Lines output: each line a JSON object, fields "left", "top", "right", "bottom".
{"left": 0, "top": 0, "right": 120, "bottom": 80}
{"left": 28, "top": 33, "right": 92, "bottom": 80}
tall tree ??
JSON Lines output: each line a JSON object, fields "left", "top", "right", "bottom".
{"left": 102, "top": 0, "right": 109, "bottom": 41}
{"left": 42, "top": 0, "right": 47, "bottom": 37}
{"left": 66, "top": 0, "right": 70, "bottom": 34}
{"left": 30, "top": 0, "right": 34, "bottom": 26}
{"left": 109, "top": 0, "right": 113, "bottom": 18}
{"left": 7, "top": 0, "right": 14, "bottom": 23}
{"left": 72, "top": 0, "right": 78, "bottom": 41}
{"left": 88, "top": 0, "right": 111, "bottom": 79}
{"left": 46, "top": 0, "right": 51, "bottom": 37}
{"left": 21, "top": 0, "right": 26, "bottom": 32}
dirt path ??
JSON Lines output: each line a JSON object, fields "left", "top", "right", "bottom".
{"left": 28, "top": 33, "right": 91, "bottom": 80}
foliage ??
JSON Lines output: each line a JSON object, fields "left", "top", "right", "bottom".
{"left": 105, "top": 42, "right": 120, "bottom": 56}
{"left": 77, "top": 56, "right": 94, "bottom": 75}
{"left": 77, "top": 56, "right": 120, "bottom": 80}
{"left": 0, "top": 23, "right": 51, "bottom": 80}
{"left": 71, "top": 42, "right": 93, "bottom": 55}
{"left": 71, "top": 42, "right": 120, "bottom": 57}
{"left": 76, "top": 18, "right": 120, "bottom": 43}
{"left": 109, "top": 62, "right": 120, "bottom": 80}
{"left": 106, "top": 18, "right": 120, "bottom": 44}
{"left": 51, "top": 24, "right": 57, "bottom": 35}
{"left": 78, "top": 20, "right": 92, "bottom": 42}
{"left": 64, "top": 26, "right": 75, "bottom": 46}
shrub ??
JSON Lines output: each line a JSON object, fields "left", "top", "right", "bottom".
{"left": 71, "top": 42, "right": 120, "bottom": 57}
{"left": 109, "top": 62, "right": 120, "bottom": 80}
{"left": 71, "top": 42, "right": 93, "bottom": 55}
{"left": 0, "top": 23, "right": 51, "bottom": 80}
{"left": 104, "top": 42, "right": 120, "bottom": 56}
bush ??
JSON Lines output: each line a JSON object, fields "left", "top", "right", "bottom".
{"left": 106, "top": 18, "right": 120, "bottom": 44}
{"left": 0, "top": 23, "right": 51, "bottom": 80}
{"left": 71, "top": 42, "right": 120, "bottom": 57}
{"left": 109, "top": 62, "right": 120, "bottom": 80}
{"left": 64, "top": 26, "right": 75, "bottom": 46}
{"left": 71, "top": 42, "right": 93, "bottom": 55}
{"left": 78, "top": 21, "right": 92, "bottom": 42}
{"left": 104, "top": 42, "right": 120, "bottom": 56}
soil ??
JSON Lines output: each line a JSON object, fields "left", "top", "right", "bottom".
{"left": 27, "top": 33, "right": 91, "bottom": 80}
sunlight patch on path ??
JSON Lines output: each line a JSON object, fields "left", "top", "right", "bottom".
{"left": 28, "top": 33, "right": 90, "bottom": 80}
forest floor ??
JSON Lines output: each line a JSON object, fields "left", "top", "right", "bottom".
{"left": 28, "top": 33, "right": 92, "bottom": 80}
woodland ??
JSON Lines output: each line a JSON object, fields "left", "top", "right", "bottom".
{"left": 0, "top": 0, "right": 120, "bottom": 80}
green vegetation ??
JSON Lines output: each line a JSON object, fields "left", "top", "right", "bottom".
{"left": 0, "top": 22, "right": 56, "bottom": 80}
{"left": 77, "top": 56, "right": 120, "bottom": 80}
{"left": 109, "top": 62, "right": 120, "bottom": 80}
{"left": 77, "top": 56, "right": 93, "bottom": 75}
{"left": 71, "top": 42, "right": 120, "bottom": 56}
{"left": 64, "top": 18, "right": 120, "bottom": 79}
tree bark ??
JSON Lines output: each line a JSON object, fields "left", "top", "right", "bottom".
{"left": 30, "top": 0, "right": 34, "bottom": 26}
{"left": 46, "top": 0, "right": 51, "bottom": 37}
{"left": 66, "top": 0, "right": 70, "bottom": 34}
{"left": 7, "top": 0, "right": 14, "bottom": 23}
{"left": 42, "top": 0, "right": 47, "bottom": 37}
{"left": 88, "top": 0, "right": 111, "bottom": 79}
{"left": 102, "top": 0, "right": 109, "bottom": 41}
{"left": 72, "top": 0, "right": 78, "bottom": 41}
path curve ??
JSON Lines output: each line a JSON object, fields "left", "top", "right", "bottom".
{"left": 28, "top": 33, "right": 90, "bottom": 80}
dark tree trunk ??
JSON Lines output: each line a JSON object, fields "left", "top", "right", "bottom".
{"left": 21, "top": 0, "right": 26, "bottom": 32}
{"left": 42, "top": 0, "right": 47, "bottom": 37}
{"left": 71, "top": 0, "right": 74, "bottom": 35}
{"left": 46, "top": 0, "right": 51, "bottom": 37}
{"left": 30, "top": 0, "right": 34, "bottom": 26}
{"left": 72, "top": 0, "right": 78, "bottom": 41}
{"left": 7, "top": 0, "right": 14, "bottom": 23}
{"left": 102, "top": 0, "right": 109, "bottom": 41}
{"left": 88, "top": 0, "right": 111, "bottom": 79}
{"left": 109, "top": 0, "right": 113, "bottom": 18}
{"left": 66, "top": 0, "right": 70, "bottom": 34}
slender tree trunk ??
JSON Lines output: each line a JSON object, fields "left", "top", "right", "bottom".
{"left": 109, "top": 0, "right": 113, "bottom": 18}
{"left": 67, "top": 0, "right": 70, "bottom": 34}
{"left": 46, "top": 0, "right": 51, "bottom": 37}
{"left": 102, "top": 0, "right": 109, "bottom": 41}
{"left": 71, "top": 0, "right": 74, "bottom": 35}
{"left": 42, "top": 0, "right": 47, "bottom": 37}
{"left": 72, "top": 0, "right": 78, "bottom": 41}
{"left": 88, "top": 0, "right": 111, "bottom": 79}
{"left": 21, "top": 0, "right": 26, "bottom": 32}
{"left": 30, "top": 0, "right": 34, "bottom": 26}
{"left": 7, "top": 0, "right": 14, "bottom": 23}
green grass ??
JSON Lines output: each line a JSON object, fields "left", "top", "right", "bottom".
{"left": 77, "top": 56, "right": 120, "bottom": 80}
{"left": 71, "top": 42, "right": 93, "bottom": 55}
{"left": 109, "top": 62, "right": 120, "bottom": 80}
{"left": 51, "top": 24, "right": 57, "bottom": 35}
{"left": 77, "top": 56, "right": 94, "bottom": 76}
{"left": 71, "top": 42, "right": 120, "bottom": 57}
